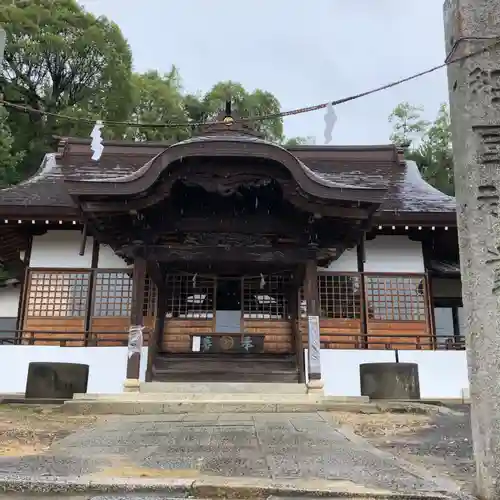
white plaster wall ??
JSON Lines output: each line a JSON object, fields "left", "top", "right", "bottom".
{"left": 0, "top": 287, "right": 20, "bottom": 317}
{"left": 313, "top": 348, "right": 469, "bottom": 399}
{"left": 98, "top": 245, "right": 130, "bottom": 269}
{"left": 319, "top": 237, "right": 424, "bottom": 274}
{"left": 0, "top": 346, "right": 149, "bottom": 394}
{"left": 30, "top": 231, "right": 94, "bottom": 268}
{"left": 364, "top": 236, "right": 424, "bottom": 273}
{"left": 398, "top": 351, "right": 469, "bottom": 399}
{"left": 321, "top": 247, "right": 357, "bottom": 272}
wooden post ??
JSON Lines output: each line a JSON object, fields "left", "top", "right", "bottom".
{"left": 357, "top": 237, "right": 368, "bottom": 349}
{"left": 145, "top": 287, "right": 166, "bottom": 382}
{"left": 288, "top": 281, "right": 304, "bottom": 383}
{"left": 124, "top": 255, "right": 146, "bottom": 392}
{"left": 304, "top": 258, "right": 323, "bottom": 392}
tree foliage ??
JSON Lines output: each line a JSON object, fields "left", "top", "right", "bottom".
{"left": 389, "top": 101, "right": 454, "bottom": 195}
{"left": 283, "top": 136, "right": 316, "bottom": 146}
{"left": 125, "top": 68, "right": 190, "bottom": 143}
{"left": 0, "top": 0, "right": 133, "bottom": 175}
{"left": 0, "top": 0, "right": 291, "bottom": 186}
{"left": 0, "top": 107, "right": 23, "bottom": 187}
{"left": 183, "top": 81, "right": 284, "bottom": 143}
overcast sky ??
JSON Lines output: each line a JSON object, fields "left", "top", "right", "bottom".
{"left": 80, "top": 0, "right": 449, "bottom": 145}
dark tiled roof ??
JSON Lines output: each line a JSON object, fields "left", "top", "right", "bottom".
{"left": 381, "top": 160, "right": 456, "bottom": 214}
{"left": 0, "top": 139, "right": 457, "bottom": 222}
{"left": 430, "top": 259, "right": 461, "bottom": 275}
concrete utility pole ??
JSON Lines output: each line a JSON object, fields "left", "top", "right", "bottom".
{"left": 444, "top": 1, "right": 500, "bottom": 498}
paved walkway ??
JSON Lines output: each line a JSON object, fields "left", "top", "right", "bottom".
{"left": 0, "top": 412, "right": 464, "bottom": 497}
{"left": 367, "top": 405, "right": 474, "bottom": 495}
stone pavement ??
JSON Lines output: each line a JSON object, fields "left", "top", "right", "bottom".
{"left": 366, "top": 405, "right": 474, "bottom": 495}
{"left": 0, "top": 412, "right": 467, "bottom": 498}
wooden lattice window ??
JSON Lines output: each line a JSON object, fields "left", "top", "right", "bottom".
{"left": 318, "top": 274, "right": 361, "bottom": 319}
{"left": 26, "top": 270, "right": 90, "bottom": 317}
{"left": 165, "top": 274, "right": 214, "bottom": 319}
{"left": 243, "top": 275, "right": 288, "bottom": 319}
{"left": 93, "top": 271, "right": 133, "bottom": 317}
{"left": 143, "top": 276, "right": 158, "bottom": 316}
{"left": 364, "top": 275, "right": 426, "bottom": 321}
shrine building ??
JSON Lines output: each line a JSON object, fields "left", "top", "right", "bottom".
{"left": 0, "top": 110, "right": 465, "bottom": 396}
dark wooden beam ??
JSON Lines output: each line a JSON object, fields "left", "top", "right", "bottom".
{"left": 124, "top": 245, "right": 315, "bottom": 264}
{"left": 147, "top": 260, "right": 165, "bottom": 293}
{"left": 80, "top": 198, "right": 371, "bottom": 220}
{"left": 15, "top": 234, "right": 33, "bottom": 334}
{"left": 145, "top": 286, "right": 166, "bottom": 382}
{"left": 84, "top": 238, "right": 100, "bottom": 346}
{"left": 126, "top": 256, "right": 147, "bottom": 384}
{"left": 304, "top": 257, "right": 321, "bottom": 381}
{"left": 357, "top": 236, "right": 368, "bottom": 349}
{"left": 153, "top": 215, "right": 307, "bottom": 236}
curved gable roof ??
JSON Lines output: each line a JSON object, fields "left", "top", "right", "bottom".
{"left": 64, "top": 134, "right": 389, "bottom": 205}
{"left": 0, "top": 139, "right": 457, "bottom": 224}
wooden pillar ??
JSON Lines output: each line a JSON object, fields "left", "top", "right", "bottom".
{"left": 304, "top": 258, "right": 323, "bottom": 392}
{"left": 15, "top": 234, "right": 33, "bottom": 337}
{"left": 124, "top": 255, "right": 146, "bottom": 392}
{"left": 288, "top": 280, "right": 304, "bottom": 383}
{"left": 145, "top": 287, "right": 166, "bottom": 382}
{"left": 357, "top": 237, "right": 368, "bottom": 349}
{"left": 84, "top": 238, "right": 99, "bottom": 346}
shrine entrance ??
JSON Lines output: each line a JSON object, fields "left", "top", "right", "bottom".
{"left": 62, "top": 105, "right": 391, "bottom": 386}
{"left": 155, "top": 272, "right": 298, "bottom": 382}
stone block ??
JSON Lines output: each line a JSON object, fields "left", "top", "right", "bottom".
{"left": 360, "top": 362, "right": 420, "bottom": 400}
{"left": 25, "top": 362, "right": 89, "bottom": 399}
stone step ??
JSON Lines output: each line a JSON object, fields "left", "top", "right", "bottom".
{"left": 140, "top": 381, "right": 307, "bottom": 394}
{"left": 152, "top": 371, "right": 299, "bottom": 383}
{"left": 74, "top": 392, "right": 362, "bottom": 402}
{"left": 62, "top": 398, "right": 369, "bottom": 415}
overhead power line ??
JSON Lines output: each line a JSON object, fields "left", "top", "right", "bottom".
{"left": 1, "top": 35, "right": 499, "bottom": 129}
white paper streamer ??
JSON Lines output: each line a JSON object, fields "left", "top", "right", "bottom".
{"left": 90, "top": 120, "right": 104, "bottom": 161}
{"left": 324, "top": 102, "right": 337, "bottom": 145}
{"left": 127, "top": 325, "right": 144, "bottom": 358}
{"left": 260, "top": 273, "right": 266, "bottom": 289}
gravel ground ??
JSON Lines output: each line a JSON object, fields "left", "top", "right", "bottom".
{"left": 0, "top": 405, "right": 96, "bottom": 457}
{"left": 354, "top": 405, "right": 474, "bottom": 494}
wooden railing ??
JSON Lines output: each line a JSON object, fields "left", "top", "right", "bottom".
{"left": 8, "top": 268, "right": 465, "bottom": 351}
{"left": 0, "top": 329, "right": 465, "bottom": 350}
{"left": 0, "top": 329, "right": 151, "bottom": 347}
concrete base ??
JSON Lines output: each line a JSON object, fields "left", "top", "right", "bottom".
{"left": 140, "top": 381, "right": 308, "bottom": 394}
{"left": 63, "top": 398, "right": 371, "bottom": 415}
{"left": 66, "top": 381, "right": 369, "bottom": 414}
{"left": 123, "top": 378, "right": 140, "bottom": 393}
{"left": 307, "top": 378, "right": 324, "bottom": 395}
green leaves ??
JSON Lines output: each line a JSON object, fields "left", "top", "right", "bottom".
{"left": 0, "top": 107, "right": 24, "bottom": 188}
{"left": 0, "top": 0, "right": 287, "bottom": 187}
{"left": 125, "top": 77, "right": 285, "bottom": 144}
{"left": 389, "top": 102, "right": 454, "bottom": 195}
{"left": 0, "top": 0, "right": 133, "bottom": 173}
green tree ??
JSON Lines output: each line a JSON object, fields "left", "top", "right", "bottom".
{"left": 388, "top": 102, "right": 430, "bottom": 146}
{"left": 0, "top": 107, "right": 24, "bottom": 187}
{"left": 389, "top": 102, "right": 454, "bottom": 195}
{"left": 124, "top": 68, "right": 190, "bottom": 142}
{"left": 284, "top": 136, "right": 316, "bottom": 146}
{"left": 0, "top": 0, "right": 133, "bottom": 176}
{"left": 184, "top": 81, "right": 284, "bottom": 143}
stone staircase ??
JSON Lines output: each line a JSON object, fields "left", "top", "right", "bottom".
{"left": 63, "top": 382, "right": 368, "bottom": 415}
{"left": 152, "top": 353, "right": 300, "bottom": 383}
